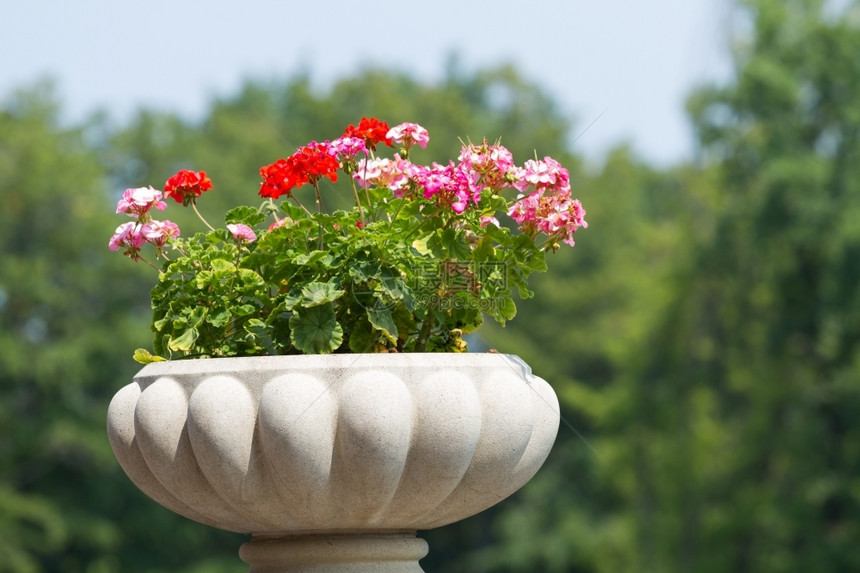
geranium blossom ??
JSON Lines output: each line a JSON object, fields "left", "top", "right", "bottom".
{"left": 109, "top": 222, "right": 146, "bottom": 259}
{"left": 329, "top": 136, "right": 368, "bottom": 159}
{"left": 116, "top": 186, "right": 167, "bottom": 217}
{"left": 164, "top": 169, "right": 213, "bottom": 206}
{"left": 259, "top": 158, "right": 300, "bottom": 200}
{"left": 268, "top": 217, "right": 293, "bottom": 231}
{"left": 512, "top": 157, "right": 570, "bottom": 192}
{"left": 508, "top": 188, "right": 588, "bottom": 246}
{"left": 412, "top": 162, "right": 480, "bottom": 214}
{"left": 387, "top": 122, "right": 430, "bottom": 151}
{"left": 353, "top": 157, "right": 413, "bottom": 195}
{"left": 142, "top": 220, "right": 181, "bottom": 248}
{"left": 342, "top": 117, "right": 392, "bottom": 150}
{"left": 458, "top": 141, "right": 515, "bottom": 190}
{"left": 259, "top": 141, "right": 339, "bottom": 199}
{"left": 227, "top": 223, "right": 257, "bottom": 243}
{"left": 480, "top": 215, "right": 500, "bottom": 228}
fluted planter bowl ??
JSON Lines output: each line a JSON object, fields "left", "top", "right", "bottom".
{"left": 107, "top": 353, "right": 559, "bottom": 571}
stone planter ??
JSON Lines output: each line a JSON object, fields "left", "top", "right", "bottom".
{"left": 107, "top": 353, "right": 559, "bottom": 572}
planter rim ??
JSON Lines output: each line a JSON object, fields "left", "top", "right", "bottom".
{"left": 135, "top": 352, "right": 536, "bottom": 380}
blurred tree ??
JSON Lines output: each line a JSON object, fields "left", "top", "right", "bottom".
{"left": 664, "top": 1, "right": 860, "bottom": 570}
{"left": 461, "top": 1, "right": 860, "bottom": 572}
{"left": 0, "top": 83, "right": 242, "bottom": 572}
{"left": 484, "top": 1, "right": 860, "bottom": 572}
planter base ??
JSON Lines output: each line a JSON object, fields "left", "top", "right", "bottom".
{"left": 239, "top": 533, "right": 429, "bottom": 572}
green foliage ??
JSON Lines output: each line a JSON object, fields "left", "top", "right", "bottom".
{"left": 133, "top": 132, "right": 571, "bottom": 360}
{"left": 470, "top": 2, "right": 860, "bottom": 572}
{"left": 0, "top": 83, "right": 246, "bottom": 573}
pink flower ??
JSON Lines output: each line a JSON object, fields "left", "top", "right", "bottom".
{"left": 142, "top": 220, "right": 180, "bottom": 247}
{"left": 387, "top": 123, "right": 430, "bottom": 150}
{"left": 413, "top": 162, "right": 479, "bottom": 214}
{"left": 227, "top": 223, "right": 257, "bottom": 243}
{"left": 108, "top": 222, "right": 146, "bottom": 260}
{"left": 268, "top": 217, "right": 293, "bottom": 231}
{"left": 480, "top": 215, "right": 500, "bottom": 228}
{"left": 458, "top": 141, "right": 515, "bottom": 190}
{"left": 512, "top": 157, "right": 570, "bottom": 192}
{"left": 329, "top": 136, "right": 368, "bottom": 159}
{"left": 508, "top": 188, "right": 587, "bottom": 246}
{"left": 116, "top": 186, "right": 167, "bottom": 218}
{"left": 353, "top": 157, "right": 412, "bottom": 195}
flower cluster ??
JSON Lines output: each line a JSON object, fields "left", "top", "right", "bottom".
{"left": 259, "top": 142, "right": 341, "bottom": 200}
{"left": 508, "top": 158, "right": 587, "bottom": 247}
{"left": 109, "top": 186, "right": 180, "bottom": 262}
{"left": 164, "top": 169, "right": 212, "bottom": 206}
{"left": 110, "top": 118, "right": 586, "bottom": 360}
{"left": 342, "top": 117, "right": 393, "bottom": 150}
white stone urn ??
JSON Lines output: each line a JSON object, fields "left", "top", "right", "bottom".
{"left": 107, "top": 353, "right": 559, "bottom": 572}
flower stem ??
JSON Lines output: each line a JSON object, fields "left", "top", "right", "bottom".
{"left": 191, "top": 200, "right": 216, "bottom": 232}
{"left": 350, "top": 178, "right": 365, "bottom": 224}
{"left": 137, "top": 255, "right": 161, "bottom": 272}
{"left": 313, "top": 181, "right": 327, "bottom": 214}
{"left": 414, "top": 311, "right": 435, "bottom": 352}
{"left": 292, "top": 196, "right": 312, "bottom": 217}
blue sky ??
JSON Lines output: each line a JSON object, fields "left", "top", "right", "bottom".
{"left": 1, "top": 0, "right": 733, "bottom": 165}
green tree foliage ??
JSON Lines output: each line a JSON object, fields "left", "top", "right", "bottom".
{"left": 475, "top": 1, "right": 860, "bottom": 572}
{"left": 0, "top": 83, "right": 243, "bottom": 573}
{"left": 670, "top": 1, "right": 860, "bottom": 570}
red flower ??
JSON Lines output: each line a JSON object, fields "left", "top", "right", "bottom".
{"left": 164, "top": 169, "right": 212, "bottom": 206}
{"left": 259, "top": 158, "right": 302, "bottom": 199}
{"left": 342, "top": 117, "right": 392, "bottom": 150}
{"left": 259, "top": 142, "right": 340, "bottom": 200}
{"left": 294, "top": 141, "right": 340, "bottom": 184}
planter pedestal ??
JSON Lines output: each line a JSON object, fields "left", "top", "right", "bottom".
{"left": 240, "top": 533, "right": 427, "bottom": 572}
{"left": 107, "top": 353, "right": 558, "bottom": 572}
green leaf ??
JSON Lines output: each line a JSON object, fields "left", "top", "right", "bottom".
{"left": 132, "top": 348, "right": 167, "bottom": 364}
{"left": 490, "top": 297, "right": 517, "bottom": 325}
{"left": 375, "top": 267, "right": 409, "bottom": 303}
{"left": 225, "top": 206, "right": 266, "bottom": 227}
{"left": 367, "top": 305, "right": 398, "bottom": 342}
{"left": 347, "top": 317, "right": 375, "bottom": 353}
{"left": 412, "top": 234, "right": 433, "bottom": 255}
{"left": 168, "top": 328, "right": 199, "bottom": 352}
{"left": 425, "top": 232, "right": 446, "bottom": 258}
{"left": 440, "top": 227, "right": 472, "bottom": 260}
{"left": 233, "top": 304, "right": 257, "bottom": 316}
{"left": 244, "top": 318, "right": 268, "bottom": 337}
{"left": 207, "top": 308, "right": 231, "bottom": 327}
{"left": 238, "top": 268, "right": 264, "bottom": 286}
{"left": 473, "top": 237, "right": 496, "bottom": 262}
{"left": 282, "top": 288, "right": 303, "bottom": 311}
{"left": 194, "top": 270, "right": 213, "bottom": 290}
{"left": 187, "top": 306, "right": 206, "bottom": 328}
{"left": 301, "top": 281, "right": 345, "bottom": 307}
{"left": 210, "top": 258, "right": 236, "bottom": 275}
{"left": 289, "top": 305, "right": 343, "bottom": 354}
{"left": 295, "top": 250, "right": 329, "bottom": 267}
